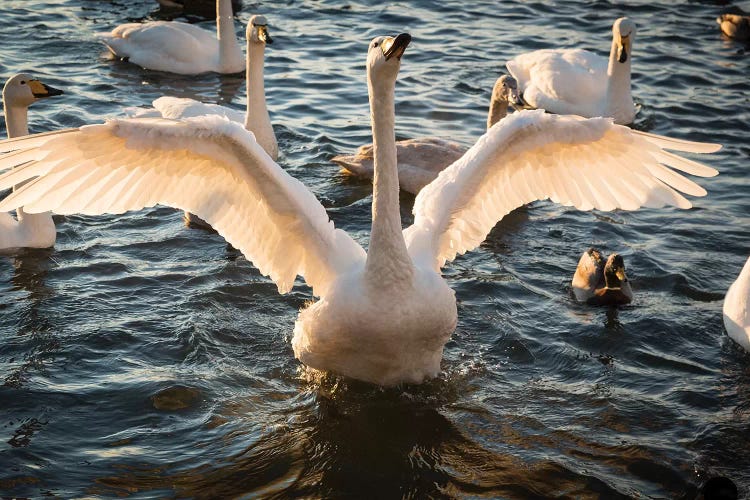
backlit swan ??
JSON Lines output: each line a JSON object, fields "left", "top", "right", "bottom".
{"left": 0, "top": 34, "right": 721, "bottom": 385}
{"left": 98, "top": 0, "right": 244, "bottom": 74}
{"left": 572, "top": 249, "right": 633, "bottom": 306}
{"left": 507, "top": 17, "right": 637, "bottom": 125}
{"left": 331, "top": 75, "right": 521, "bottom": 195}
{"left": 0, "top": 73, "right": 63, "bottom": 252}
{"left": 723, "top": 256, "right": 750, "bottom": 352}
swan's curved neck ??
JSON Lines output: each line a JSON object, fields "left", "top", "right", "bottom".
{"left": 215, "top": 0, "right": 241, "bottom": 73}
{"left": 486, "top": 95, "right": 507, "bottom": 130}
{"left": 605, "top": 38, "right": 633, "bottom": 118}
{"left": 244, "top": 40, "right": 276, "bottom": 158}
{"left": 364, "top": 70, "right": 414, "bottom": 287}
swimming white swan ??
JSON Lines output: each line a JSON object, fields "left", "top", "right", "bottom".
{"left": 331, "top": 75, "right": 521, "bottom": 195}
{"left": 0, "top": 73, "right": 63, "bottom": 252}
{"left": 572, "top": 249, "right": 633, "bottom": 306}
{"left": 507, "top": 17, "right": 637, "bottom": 125}
{"left": 98, "top": 0, "right": 244, "bottom": 74}
{"left": 0, "top": 34, "right": 721, "bottom": 385}
{"left": 131, "top": 15, "right": 276, "bottom": 226}
{"left": 723, "top": 256, "right": 750, "bottom": 352}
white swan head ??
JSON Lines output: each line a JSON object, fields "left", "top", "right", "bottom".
{"left": 613, "top": 17, "right": 636, "bottom": 64}
{"left": 247, "top": 14, "right": 272, "bottom": 45}
{"left": 491, "top": 75, "right": 523, "bottom": 110}
{"left": 2, "top": 73, "right": 63, "bottom": 108}
{"left": 367, "top": 33, "right": 412, "bottom": 82}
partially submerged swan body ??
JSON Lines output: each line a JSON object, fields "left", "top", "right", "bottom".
{"left": 98, "top": 0, "right": 244, "bottom": 74}
{"left": 724, "top": 256, "right": 750, "bottom": 352}
{"left": 0, "top": 34, "right": 721, "bottom": 385}
{"left": 332, "top": 75, "right": 521, "bottom": 195}
{"left": 507, "top": 17, "right": 637, "bottom": 125}
{"left": 0, "top": 73, "right": 63, "bottom": 252}
{"left": 572, "top": 249, "right": 633, "bottom": 306}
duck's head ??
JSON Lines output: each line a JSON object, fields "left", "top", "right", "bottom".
{"left": 366, "top": 33, "right": 411, "bottom": 84}
{"left": 491, "top": 75, "right": 523, "bottom": 111}
{"left": 603, "top": 253, "right": 628, "bottom": 289}
{"left": 247, "top": 15, "right": 272, "bottom": 45}
{"left": 2, "top": 73, "right": 63, "bottom": 108}
{"left": 613, "top": 17, "right": 636, "bottom": 64}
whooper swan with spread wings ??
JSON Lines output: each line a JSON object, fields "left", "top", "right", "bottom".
{"left": 0, "top": 33, "right": 720, "bottom": 385}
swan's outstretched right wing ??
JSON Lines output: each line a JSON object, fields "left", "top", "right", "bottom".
{"left": 0, "top": 116, "right": 365, "bottom": 296}
{"left": 404, "top": 110, "right": 720, "bottom": 271}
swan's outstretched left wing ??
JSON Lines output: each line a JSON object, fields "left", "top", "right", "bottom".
{"left": 403, "top": 110, "right": 720, "bottom": 271}
{"left": 0, "top": 116, "right": 365, "bottom": 296}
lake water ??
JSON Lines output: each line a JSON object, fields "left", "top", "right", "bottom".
{"left": 1, "top": 0, "right": 749, "bottom": 497}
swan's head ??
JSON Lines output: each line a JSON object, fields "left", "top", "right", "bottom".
{"left": 603, "top": 253, "right": 628, "bottom": 289}
{"left": 366, "top": 33, "right": 411, "bottom": 83}
{"left": 247, "top": 15, "right": 272, "bottom": 45}
{"left": 2, "top": 73, "right": 63, "bottom": 108}
{"left": 491, "top": 75, "right": 523, "bottom": 110}
{"left": 613, "top": 17, "right": 636, "bottom": 64}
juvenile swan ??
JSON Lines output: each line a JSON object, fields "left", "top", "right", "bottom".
{"left": 507, "top": 17, "right": 637, "bottom": 125}
{"left": 0, "top": 34, "right": 720, "bottom": 385}
{"left": 724, "top": 256, "right": 750, "bottom": 352}
{"left": 0, "top": 73, "right": 63, "bottom": 251}
{"left": 98, "top": 0, "right": 244, "bottom": 74}
{"left": 331, "top": 75, "right": 522, "bottom": 195}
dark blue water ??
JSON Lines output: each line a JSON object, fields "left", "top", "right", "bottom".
{"left": 1, "top": 0, "right": 749, "bottom": 497}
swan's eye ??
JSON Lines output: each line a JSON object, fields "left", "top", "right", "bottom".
{"left": 20, "top": 81, "right": 26, "bottom": 85}
{"left": 373, "top": 42, "right": 379, "bottom": 48}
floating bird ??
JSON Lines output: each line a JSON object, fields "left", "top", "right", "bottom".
{"left": 0, "top": 34, "right": 721, "bottom": 386}
{"left": 331, "top": 75, "right": 522, "bottom": 195}
{"left": 98, "top": 0, "right": 244, "bottom": 74}
{"left": 130, "top": 15, "right": 276, "bottom": 227}
{"left": 572, "top": 248, "right": 633, "bottom": 306}
{"left": 717, "top": 8, "right": 750, "bottom": 41}
{"left": 0, "top": 73, "right": 63, "bottom": 252}
{"left": 723, "top": 256, "right": 750, "bottom": 352}
{"left": 507, "top": 17, "right": 637, "bottom": 125}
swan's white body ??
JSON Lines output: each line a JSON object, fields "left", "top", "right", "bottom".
{"left": 507, "top": 17, "right": 637, "bottom": 125}
{"left": 332, "top": 75, "right": 520, "bottom": 195}
{"left": 0, "top": 74, "right": 63, "bottom": 252}
{"left": 724, "top": 256, "right": 750, "bottom": 352}
{"left": 98, "top": 0, "right": 244, "bottom": 75}
{"left": 0, "top": 35, "right": 721, "bottom": 385}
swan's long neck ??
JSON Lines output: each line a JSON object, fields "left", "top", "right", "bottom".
{"left": 605, "top": 38, "right": 633, "bottom": 120}
{"left": 215, "top": 0, "right": 242, "bottom": 73}
{"left": 364, "top": 70, "right": 415, "bottom": 288}
{"left": 3, "top": 100, "right": 52, "bottom": 231}
{"left": 486, "top": 95, "right": 507, "bottom": 130}
{"left": 244, "top": 40, "right": 277, "bottom": 159}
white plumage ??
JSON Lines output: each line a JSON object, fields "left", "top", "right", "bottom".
{"left": 507, "top": 17, "right": 637, "bottom": 125}
{"left": 0, "top": 34, "right": 720, "bottom": 385}
{"left": 97, "top": 0, "right": 244, "bottom": 75}
{"left": 724, "top": 256, "right": 750, "bottom": 352}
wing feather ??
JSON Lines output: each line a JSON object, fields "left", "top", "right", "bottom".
{"left": 404, "top": 110, "right": 720, "bottom": 270}
{"left": 0, "top": 117, "right": 365, "bottom": 295}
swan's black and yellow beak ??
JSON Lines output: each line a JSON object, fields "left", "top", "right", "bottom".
{"left": 29, "top": 79, "right": 63, "bottom": 99}
{"left": 617, "top": 35, "right": 630, "bottom": 63}
{"left": 257, "top": 24, "right": 272, "bottom": 44}
{"left": 382, "top": 33, "right": 411, "bottom": 61}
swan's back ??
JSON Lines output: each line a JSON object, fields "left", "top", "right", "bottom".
{"left": 724, "top": 256, "right": 750, "bottom": 352}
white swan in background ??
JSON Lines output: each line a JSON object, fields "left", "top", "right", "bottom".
{"left": 0, "top": 34, "right": 721, "bottom": 385}
{"left": 331, "top": 75, "right": 522, "bottom": 195}
{"left": 724, "top": 256, "right": 750, "bottom": 352}
{"left": 131, "top": 15, "right": 275, "bottom": 226}
{"left": 507, "top": 17, "right": 637, "bottom": 125}
{"left": 572, "top": 249, "right": 633, "bottom": 306}
{"left": 0, "top": 73, "right": 63, "bottom": 252}
{"left": 97, "top": 0, "right": 244, "bottom": 74}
